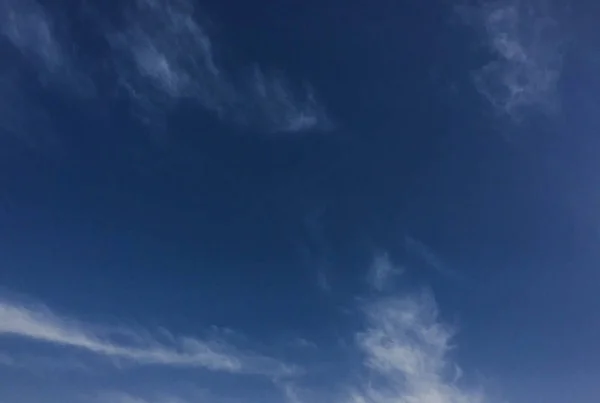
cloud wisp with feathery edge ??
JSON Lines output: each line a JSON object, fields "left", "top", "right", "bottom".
{"left": 0, "top": 298, "right": 296, "bottom": 377}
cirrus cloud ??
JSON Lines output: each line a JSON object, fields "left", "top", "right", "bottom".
{"left": 0, "top": 298, "right": 296, "bottom": 377}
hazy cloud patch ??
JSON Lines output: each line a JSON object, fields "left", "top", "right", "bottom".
{"left": 461, "top": 0, "right": 566, "bottom": 122}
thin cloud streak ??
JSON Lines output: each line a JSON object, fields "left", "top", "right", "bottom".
{"left": 0, "top": 299, "right": 296, "bottom": 377}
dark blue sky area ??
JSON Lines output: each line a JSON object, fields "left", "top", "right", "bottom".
{"left": 1, "top": 0, "right": 599, "bottom": 402}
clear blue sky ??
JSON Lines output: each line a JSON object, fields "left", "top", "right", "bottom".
{"left": 1, "top": 0, "right": 599, "bottom": 402}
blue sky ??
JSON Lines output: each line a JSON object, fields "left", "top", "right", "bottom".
{"left": 1, "top": 0, "right": 599, "bottom": 402}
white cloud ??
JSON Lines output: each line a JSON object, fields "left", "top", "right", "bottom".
{"left": 462, "top": 0, "right": 565, "bottom": 122}
{"left": 349, "top": 291, "right": 485, "bottom": 403}
{"left": 0, "top": 299, "right": 295, "bottom": 377}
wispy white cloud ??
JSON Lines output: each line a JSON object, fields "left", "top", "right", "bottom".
{"left": 460, "top": 0, "right": 565, "bottom": 122}
{"left": 0, "top": 299, "right": 296, "bottom": 377}
{"left": 109, "top": 0, "right": 332, "bottom": 133}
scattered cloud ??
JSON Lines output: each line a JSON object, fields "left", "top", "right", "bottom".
{"left": 107, "top": 0, "right": 332, "bottom": 133}
{"left": 0, "top": 272, "right": 491, "bottom": 403}
{"left": 460, "top": 0, "right": 566, "bottom": 122}
{"left": 95, "top": 290, "right": 487, "bottom": 403}
{"left": 0, "top": 298, "right": 296, "bottom": 377}
{"left": 0, "top": 0, "right": 331, "bottom": 143}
